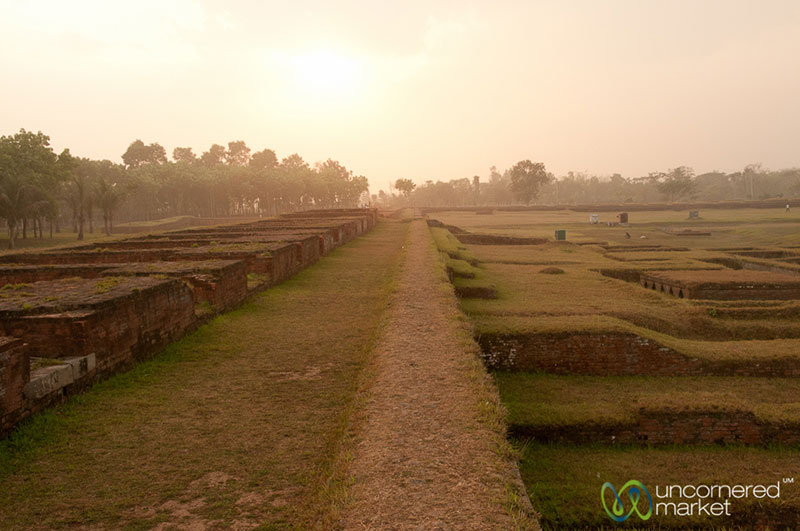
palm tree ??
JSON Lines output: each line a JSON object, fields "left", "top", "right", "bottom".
{"left": 94, "top": 178, "right": 126, "bottom": 235}
{"left": 0, "top": 175, "right": 31, "bottom": 249}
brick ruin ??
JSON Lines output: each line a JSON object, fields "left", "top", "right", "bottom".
{"left": 430, "top": 220, "right": 800, "bottom": 455}
{"left": 641, "top": 269, "right": 800, "bottom": 300}
{"left": 479, "top": 331, "right": 800, "bottom": 377}
{"left": 509, "top": 407, "right": 800, "bottom": 446}
{"left": 0, "top": 209, "right": 377, "bottom": 436}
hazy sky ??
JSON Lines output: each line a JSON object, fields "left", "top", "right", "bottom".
{"left": 2, "top": 1, "right": 799, "bottom": 192}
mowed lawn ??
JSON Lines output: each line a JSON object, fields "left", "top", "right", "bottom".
{"left": 0, "top": 219, "right": 409, "bottom": 530}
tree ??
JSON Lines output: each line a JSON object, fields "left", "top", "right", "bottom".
{"left": 200, "top": 144, "right": 226, "bottom": 166}
{"left": 0, "top": 174, "right": 32, "bottom": 249}
{"left": 4, "top": 130, "right": 377, "bottom": 236}
{"left": 225, "top": 140, "right": 251, "bottom": 166}
{"left": 394, "top": 178, "right": 416, "bottom": 198}
{"left": 122, "top": 140, "right": 167, "bottom": 168}
{"left": 94, "top": 177, "right": 126, "bottom": 235}
{"left": 65, "top": 154, "right": 92, "bottom": 240}
{"left": 656, "top": 166, "right": 695, "bottom": 202}
{"left": 172, "top": 147, "right": 197, "bottom": 163}
{"left": 509, "top": 160, "right": 550, "bottom": 205}
{"left": 0, "top": 129, "right": 60, "bottom": 248}
{"left": 250, "top": 149, "right": 278, "bottom": 170}
{"left": 742, "top": 163, "right": 762, "bottom": 200}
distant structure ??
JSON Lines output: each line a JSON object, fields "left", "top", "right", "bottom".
{"left": 617, "top": 212, "right": 629, "bottom": 226}
{"left": 589, "top": 214, "right": 599, "bottom": 224}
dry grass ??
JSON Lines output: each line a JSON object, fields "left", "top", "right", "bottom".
{"left": 431, "top": 208, "right": 800, "bottom": 248}
{"left": 496, "top": 373, "right": 800, "bottom": 426}
{"left": 427, "top": 209, "right": 800, "bottom": 529}
{"left": 427, "top": 215, "right": 800, "bottom": 346}
{"left": 457, "top": 256, "right": 800, "bottom": 341}
{"left": 0, "top": 219, "right": 409, "bottom": 530}
{"left": 339, "top": 220, "right": 538, "bottom": 529}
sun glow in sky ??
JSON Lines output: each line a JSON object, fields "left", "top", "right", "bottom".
{"left": 287, "top": 50, "right": 365, "bottom": 99}
{"left": 1, "top": 0, "right": 799, "bottom": 193}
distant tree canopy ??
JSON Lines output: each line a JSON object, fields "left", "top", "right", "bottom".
{"left": 378, "top": 162, "right": 800, "bottom": 208}
{"left": 654, "top": 166, "right": 696, "bottom": 202}
{"left": 394, "top": 178, "right": 416, "bottom": 197}
{"left": 251, "top": 149, "right": 278, "bottom": 170}
{"left": 0, "top": 130, "right": 67, "bottom": 248}
{"left": 0, "top": 130, "right": 369, "bottom": 248}
{"left": 122, "top": 140, "right": 167, "bottom": 168}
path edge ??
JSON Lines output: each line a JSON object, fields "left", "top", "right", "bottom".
{"left": 423, "top": 218, "right": 541, "bottom": 530}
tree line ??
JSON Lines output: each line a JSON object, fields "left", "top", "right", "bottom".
{"left": 383, "top": 161, "right": 800, "bottom": 207}
{"left": 0, "top": 129, "right": 369, "bottom": 248}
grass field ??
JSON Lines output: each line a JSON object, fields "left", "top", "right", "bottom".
{"left": 428, "top": 207, "right": 800, "bottom": 528}
{"left": 496, "top": 373, "right": 800, "bottom": 426}
{"left": 0, "top": 230, "right": 122, "bottom": 253}
{"left": 519, "top": 442, "right": 800, "bottom": 529}
{"left": 462, "top": 266, "right": 800, "bottom": 344}
{"left": 432, "top": 208, "right": 800, "bottom": 247}
{"left": 432, "top": 209, "right": 800, "bottom": 348}
{"left": 0, "top": 219, "right": 409, "bottom": 530}
{"left": 114, "top": 215, "right": 199, "bottom": 228}
{"left": 430, "top": 226, "right": 477, "bottom": 263}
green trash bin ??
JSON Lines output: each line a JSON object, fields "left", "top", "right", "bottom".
{"left": 555, "top": 229, "right": 566, "bottom": 241}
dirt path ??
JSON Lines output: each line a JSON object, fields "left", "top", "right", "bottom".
{"left": 341, "top": 219, "right": 536, "bottom": 529}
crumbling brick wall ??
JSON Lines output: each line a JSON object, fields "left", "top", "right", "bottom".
{"left": 479, "top": 332, "right": 704, "bottom": 375}
{"left": 510, "top": 408, "right": 800, "bottom": 446}
{"left": 479, "top": 332, "right": 800, "bottom": 377}
{"left": 0, "top": 209, "right": 378, "bottom": 438}
{"left": 0, "top": 279, "right": 196, "bottom": 375}
{"left": 0, "top": 338, "right": 28, "bottom": 434}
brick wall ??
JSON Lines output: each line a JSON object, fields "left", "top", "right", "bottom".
{"left": 0, "top": 338, "right": 28, "bottom": 433}
{"left": 184, "top": 261, "right": 248, "bottom": 312}
{"left": 103, "top": 260, "right": 248, "bottom": 313}
{"left": 510, "top": 408, "right": 800, "bottom": 446}
{"left": 479, "top": 332, "right": 705, "bottom": 375}
{"left": 0, "top": 210, "right": 377, "bottom": 438}
{"left": 641, "top": 272, "right": 800, "bottom": 300}
{"left": 478, "top": 332, "right": 800, "bottom": 376}
{"left": 0, "top": 265, "right": 108, "bottom": 284}
{"left": 0, "top": 279, "right": 196, "bottom": 375}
